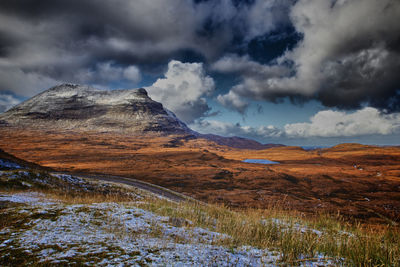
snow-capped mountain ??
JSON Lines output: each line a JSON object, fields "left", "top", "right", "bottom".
{"left": 0, "top": 84, "right": 193, "bottom": 135}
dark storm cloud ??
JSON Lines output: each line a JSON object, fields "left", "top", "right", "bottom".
{"left": 246, "top": 26, "right": 302, "bottom": 64}
{"left": 0, "top": 0, "right": 290, "bottom": 61}
{"left": 2, "top": 0, "right": 399, "bottom": 123}
{"left": 215, "top": 0, "right": 400, "bottom": 113}
{"left": 0, "top": 0, "right": 293, "bottom": 100}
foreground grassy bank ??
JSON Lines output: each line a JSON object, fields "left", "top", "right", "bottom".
{"left": 1, "top": 169, "right": 399, "bottom": 266}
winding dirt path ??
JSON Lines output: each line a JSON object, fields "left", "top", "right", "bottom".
{"left": 52, "top": 172, "right": 193, "bottom": 202}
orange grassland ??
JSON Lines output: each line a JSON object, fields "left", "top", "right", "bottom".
{"left": 1, "top": 127, "right": 400, "bottom": 226}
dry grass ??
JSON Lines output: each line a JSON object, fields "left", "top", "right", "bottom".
{"left": 1, "top": 170, "right": 399, "bottom": 266}
{"left": 136, "top": 198, "right": 400, "bottom": 266}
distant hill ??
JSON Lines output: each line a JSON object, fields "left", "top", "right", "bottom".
{"left": 199, "top": 134, "right": 285, "bottom": 150}
{"left": 0, "top": 148, "right": 52, "bottom": 171}
{"left": 324, "top": 143, "right": 378, "bottom": 152}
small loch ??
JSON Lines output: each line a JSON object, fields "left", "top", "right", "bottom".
{"left": 242, "top": 159, "right": 280, "bottom": 165}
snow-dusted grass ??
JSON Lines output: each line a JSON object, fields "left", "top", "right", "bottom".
{"left": 0, "top": 192, "right": 284, "bottom": 266}
{"left": 0, "top": 159, "right": 22, "bottom": 170}
{"left": 0, "top": 191, "right": 56, "bottom": 205}
{"left": 1, "top": 170, "right": 399, "bottom": 266}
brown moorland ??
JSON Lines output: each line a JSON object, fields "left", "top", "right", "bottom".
{"left": 1, "top": 126, "right": 399, "bottom": 226}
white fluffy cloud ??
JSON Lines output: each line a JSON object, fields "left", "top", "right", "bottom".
{"left": 123, "top": 66, "right": 141, "bottom": 83}
{"left": 217, "top": 90, "right": 249, "bottom": 114}
{"left": 190, "top": 107, "right": 400, "bottom": 141}
{"left": 284, "top": 107, "right": 400, "bottom": 138}
{"left": 147, "top": 60, "right": 215, "bottom": 123}
{"left": 190, "top": 120, "right": 283, "bottom": 140}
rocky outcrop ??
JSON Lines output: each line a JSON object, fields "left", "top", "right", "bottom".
{"left": 0, "top": 84, "right": 193, "bottom": 135}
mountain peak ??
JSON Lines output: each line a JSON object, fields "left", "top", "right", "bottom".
{"left": 0, "top": 84, "right": 192, "bottom": 135}
{"left": 40, "top": 84, "right": 150, "bottom": 103}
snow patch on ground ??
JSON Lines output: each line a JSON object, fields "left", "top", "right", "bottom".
{"left": 0, "top": 170, "right": 30, "bottom": 179}
{"left": 266, "top": 218, "right": 323, "bottom": 236}
{"left": 0, "top": 193, "right": 282, "bottom": 265}
{"left": 0, "top": 192, "right": 57, "bottom": 206}
{"left": 52, "top": 174, "right": 85, "bottom": 184}
{"left": 0, "top": 192, "right": 337, "bottom": 266}
{"left": 0, "top": 159, "right": 22, "bottom": 169}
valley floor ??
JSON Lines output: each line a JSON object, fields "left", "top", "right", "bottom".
{"left": 1, "top": 146, "right": 399, "bottom": 266}
{"left": 1, "top": 128, "right": 399, "bottom": 226}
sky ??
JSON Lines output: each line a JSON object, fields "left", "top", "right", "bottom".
{"left": 0, "top": 0, "right": 399, "bottom": 145}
